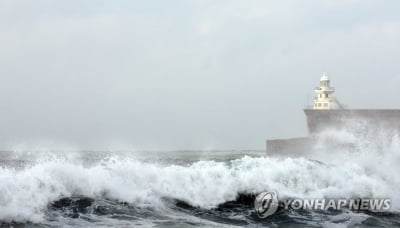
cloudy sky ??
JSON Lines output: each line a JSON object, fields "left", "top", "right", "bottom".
{"left": 0, "top": 0, "right": 399, "bottom": 150}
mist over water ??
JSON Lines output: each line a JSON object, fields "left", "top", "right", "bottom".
{"left": 1, "top": 0, "right": 399, "bottom": 227}
{"left": 0, "top": 127, "right": 399, "bottom": 227}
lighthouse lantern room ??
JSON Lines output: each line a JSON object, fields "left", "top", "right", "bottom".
{"left": 313, "top": 73, "right": 339, "bottom": 110}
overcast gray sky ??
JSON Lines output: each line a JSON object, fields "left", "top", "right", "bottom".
{"left": 0, "top": 0, "right": 399, "bottom": 150}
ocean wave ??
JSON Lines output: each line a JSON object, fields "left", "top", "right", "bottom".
{"left": 0, "top": 144, "right": 398, "bottom": 223}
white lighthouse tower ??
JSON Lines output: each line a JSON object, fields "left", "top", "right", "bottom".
{"left": 313, "top": 73, "right": 340, "bottom": 110}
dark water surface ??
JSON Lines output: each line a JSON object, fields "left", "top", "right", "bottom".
{"left": 0, "top": 147, "right": 399, "bottom": 227}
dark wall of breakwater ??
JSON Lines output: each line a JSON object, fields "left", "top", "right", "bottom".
{"left": 304, "top": 109, "right": 400, "bottom": 134}
{"left": 266, "top": 109, "right": 400, "bottom": 156}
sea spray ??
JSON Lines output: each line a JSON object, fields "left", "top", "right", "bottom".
{"left": 0, "top": 148, "right": 398, "bottom": 223}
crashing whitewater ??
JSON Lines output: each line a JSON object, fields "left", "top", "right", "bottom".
{"left": 0, "top": 129, "right": 399, "bottom": 226}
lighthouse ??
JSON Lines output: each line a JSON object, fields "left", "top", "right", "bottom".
{"left": 313, "top": 73, "right": 339, "bottom": 110}
{"left": 267, "top": 72, "right": 400, "bottom": 156}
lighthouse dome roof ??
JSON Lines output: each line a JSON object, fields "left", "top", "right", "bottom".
{"left": 320, "top": 73, "right": 329, "bottom": 81}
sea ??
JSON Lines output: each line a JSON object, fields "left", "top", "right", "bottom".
{"left": 0, "top": 129, "right": 399, "bottom": 227}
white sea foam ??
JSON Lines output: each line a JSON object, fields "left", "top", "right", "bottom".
{"left": 0, "top": 129, "right": 399, "bottom": 223}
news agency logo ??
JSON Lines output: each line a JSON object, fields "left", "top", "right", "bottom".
{"left": 254, "top": 191, "right": 279, "bottom": 218}
{"left": 254, "top": 191, "right": 391, "bottom": 218}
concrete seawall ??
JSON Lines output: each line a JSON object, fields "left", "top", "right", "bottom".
{"left": 267, "top": 109, "right": 400, "bottom": 156}
{"left": 266, "top": 137, "right": 313, "bottom": 157}
{"left": 304, "top": 109, "right": 400, "bottom": 134}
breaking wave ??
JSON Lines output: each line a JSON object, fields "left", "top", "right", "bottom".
{"left": 0, "top": 130, "right": 399, "bottom": 225}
